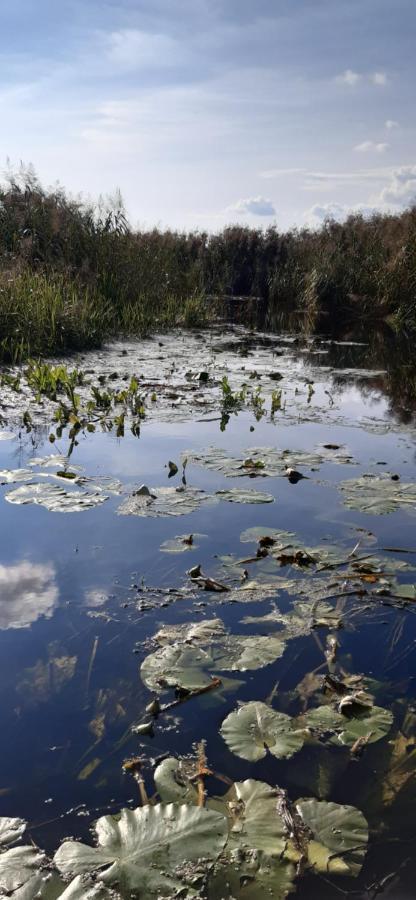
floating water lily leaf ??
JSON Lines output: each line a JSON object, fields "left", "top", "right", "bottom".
{"left": 338, "top": 705, "right": 394, "bottom": 746}
{"left": 211, "top": 779, "right": 288, "bottom": 855}
{"left": 339, "top": 474, "right": 416, "bottom": 515}
{"left": 54, "top": 875, "right": 115, "bottom": 899}
{"left": 5, "top": 483, "right": 108, "bottom": 513}
{"left": 29, "top": 455, "right": 82, "bottom": 470}
{"left": 302, "top": 704, "right": 393, "bottom": 746}
{"left": 296, "top": 798, "right": 368, "bottom": 877}
{"left": 141, "top": 643, "right": 222, "bottom": 692}
{"left": 208, "top": 780, "right": 296, "bottom": 899}
{"left": 118, "top": 485, "right": 214, "bottom": 518}
{"left": 0, "top": 469, "right": 34, "bottom": 484}
{"left": 216, "top": 488, "right": 274, "bottom": 504}
{"left": 208, "top": 850, "right": 296, "bottom": 900}
{"left": 302, "top": 705, "right": 345, "bottom": 734}
{"left": 54, "top": 804, "right": 227, "bottom": 897}
{"left": 0, "top": 817, "right": 26, "bottom": 847}
{"left": 221, "top": 702, "right": 305, "bottom": 761}
{"left": 240, "top": 526, "right": 295, "bottom": 545}
{"left": 154, "top": 757, "right": 199, "bottom": 804}
{"left": 159, "top": 533, "right": 202, "bottom": 553}
{"left": 185, "top": 444, "right": 355, "bottom": 480}
{"left": 141, "top": 627, "right": 286, "bottom": 692}
{"left": 154, "top": 618, "right": 225, "bottom": 645}
{"left": 0, "top": 846, "right": 46, "bottom": 893}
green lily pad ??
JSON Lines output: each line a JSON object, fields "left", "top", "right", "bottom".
{"left": 54, "top": 804, "right": 228, "bottom": 897}
{"left": 220, "top": 701, "right": 305, "bottom": 761}
{"left": 338, "top": 705, "right": 394, "bottom": 746}
{"left": 302, "top": 703, "right": 393, "bottom": 746}
{"left": 296, "top": 798, "right": 368, "bottom": 876}
{"left": 141, "top": 625, "right": 286, "bottom": 692}
{"left": 154, "top": 757, "right": 199, "bottom": 805}
{"left": 208, "top": 780, "right": 296, "bottom": 899}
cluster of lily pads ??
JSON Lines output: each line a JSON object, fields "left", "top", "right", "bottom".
{"left": 0, "top": 772, "right": 370, "bottom": 899}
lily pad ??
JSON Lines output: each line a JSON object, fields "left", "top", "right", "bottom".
{"left": 118, "top": 485, "right": 214, "bottom": 518}
{"left": 339, "top": 474, "right": 416, "bottom": 515}
{"left": 154, "top": 757, "right": 199, "bottom": 805}
{"left": 159, "top": 533, "right": 202, "bottom": 553}
{"left": 0, "top": 469, "right": 35, "bottom": 484}
{"left": 141, "top": 628, "right": 286, "bottom": 692}
{"left": 0, "top": 845, "right": 46, "bottom": 893}
{"left": 216, "top": 488, "right": 274, "bottom": 504}
{"left": 302, "top": 703, "right": 393, "bottom": 746}
{"left": 54, "top": 804, "right": 227, "bottom": 897}
{"left": 0, "top": 817, "right": 26, "bottom": 847}
{"left": 220, "top": 701, "right": 305, "bottom": 761}
{"left": 5, "top": 483, "right": 108, "bottom": 513}
{"left": 208, "top": 780, "right": 296, "bottom": 900}
{"left": 296, "top": 798, "right": 368, "bottom": 876}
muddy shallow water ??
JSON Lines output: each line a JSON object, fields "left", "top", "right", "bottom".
{"left": 0, "top": 325, "right": 415, "bottom": 898}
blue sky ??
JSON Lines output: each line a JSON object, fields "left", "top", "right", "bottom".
{"left": 1, "top": 0, "right": 415, "bottom": 230}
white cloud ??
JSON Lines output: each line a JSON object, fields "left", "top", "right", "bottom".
{"left": 354, "top": 141, "right": 389, "bottom": 154}
{"left": 378, "top": 166, "right": 416, "bottom": 208}
{"left": 385, "top": 119, "right": 399, "bottom": 129}
{"left": 228, "top": 196, "right": 276, "bottom": 216}
{"left": 336, "top": 69, "right": 361, "bottom": 86}
{"left": 371, "top": 71, "right": 388, "bottom": 86}
{"left": 106, "top": 29, "right": 182, "bottom": 71}
{"left": 259, "top": 167, "right": 305, "bottom": 179}
{"left": 304, "top": 202, "right": 376, "bottom": 228}
{"left": 0, "top": 561, "right": 58, "bottom": 630}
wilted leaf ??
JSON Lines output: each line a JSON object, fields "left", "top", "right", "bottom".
{"left": 220, "top": 702, "right": 305, "bottom": 761}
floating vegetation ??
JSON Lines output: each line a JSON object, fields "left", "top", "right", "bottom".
{"left": 220, "top": 701, "right": 305, "bottom": 761}
{"left": 339, "top": 473, "right": 416, "bottom": 515}
{"left": 0, "top": 324, "right": 415, "bottom": 898}
{"left": 140, "top": 618, "right": 286, "bottom": 693}
{"left": 118, "top": 485, "right": 215, "bottom": 518}
{"left": 215, "top": 488, "right": 275, "bottom": 504}
{"left": 159, "top": 533, "right": 201, "bottom": 553}
{"left": 185, "top": 443, "right": 356, "bottom": 479}
{"left": 5, "top": 482, "right": 109, "bottom": 513}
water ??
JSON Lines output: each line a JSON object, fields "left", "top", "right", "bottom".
{"left": 0, "top": 325, "right": 415, "bottom": 898}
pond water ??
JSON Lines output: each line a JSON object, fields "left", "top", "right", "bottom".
{"left": 0, "top": 325, "right": 415, "bottom": 898}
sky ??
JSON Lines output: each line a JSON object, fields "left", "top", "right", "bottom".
{"left": 1, "top": 0, "right": 416, "bottom": 231}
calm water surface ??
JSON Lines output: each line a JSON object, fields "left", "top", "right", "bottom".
{"left": 0, "top": 326, "right": 415, "bottom": 898}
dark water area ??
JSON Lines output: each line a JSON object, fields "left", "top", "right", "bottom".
{"left": 0, "top": 325, "right": 415, "bottom": 898}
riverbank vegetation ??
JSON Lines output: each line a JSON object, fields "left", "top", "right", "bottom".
{"left": 0, "top": 166, "right": 415, "bottom": 361}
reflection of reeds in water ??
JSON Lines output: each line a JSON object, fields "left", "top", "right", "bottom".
{"left": 1, "top": 165, "right": 416, "bottom": 361}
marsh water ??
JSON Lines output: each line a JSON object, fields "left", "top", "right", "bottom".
{"left": 0, "top": 324, "right": 415, "bottom": 898}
